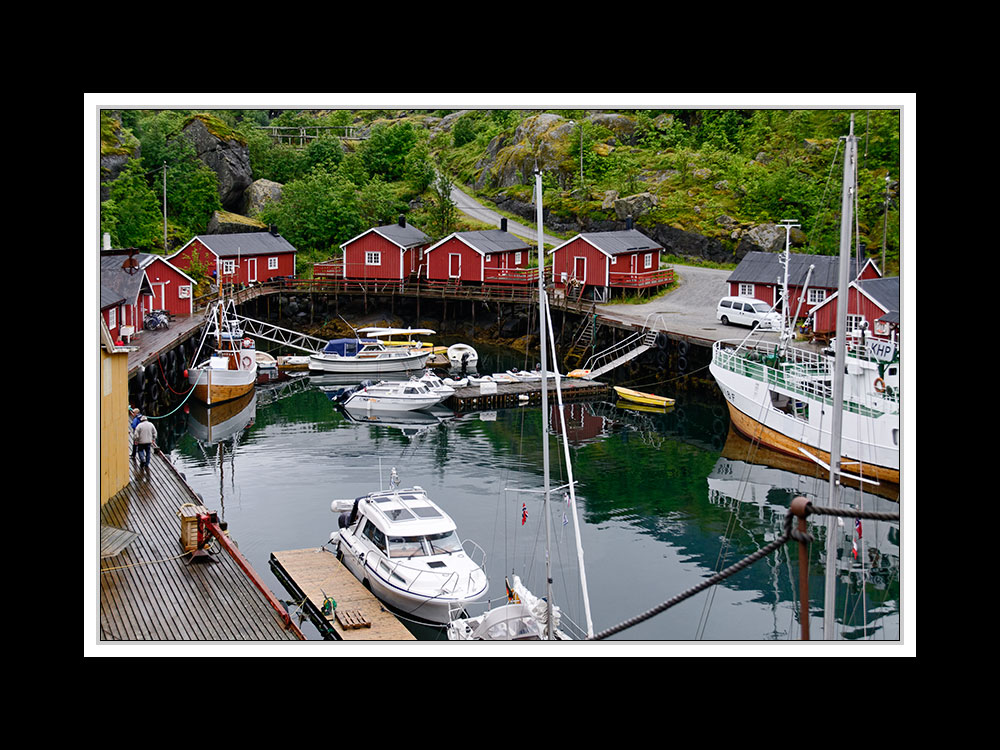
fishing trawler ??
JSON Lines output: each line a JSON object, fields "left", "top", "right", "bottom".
{"left": 187, "top": 298, "right": 258, "bottom": 406}
{"left": 708, "top": 122, "right": 900, "bottom": 487}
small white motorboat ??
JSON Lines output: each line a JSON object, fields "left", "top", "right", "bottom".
{"left": 309, "top": 337, "right": 429, "bottom": 374}
{"left": 447, "top": 574, "right": 568, "bottom": 641}
{"left": 447, "top": 343, "right": 478, "bottom": 370}
{"left": 332, "top": 469, "right": 489, "bottom": 625}
{"left": 442, "top": 375, "right": 468, "bottom": 388}
{"left": 414, "top": 371, "right": 456, "bottom": 403}
{"left": 340, "top": 379, "right": 442, "bottom": 412}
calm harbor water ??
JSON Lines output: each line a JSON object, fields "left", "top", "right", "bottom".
{"left": 161, "top": 344, "right": 902, "bottom": 646}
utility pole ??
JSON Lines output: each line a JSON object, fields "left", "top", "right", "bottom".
{"left": 163, "top": 161, "right": 167, "bottom": 253}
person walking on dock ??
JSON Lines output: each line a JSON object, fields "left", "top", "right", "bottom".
{"left": 134, "top": 415, "right": 157, "bottom": 469}
{"left": 129, "top": 407, "right": 142, "bottom": 459}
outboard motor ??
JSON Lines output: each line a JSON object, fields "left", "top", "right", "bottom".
{"left": 338, "top": 497, "right": 362, "bottom": 528}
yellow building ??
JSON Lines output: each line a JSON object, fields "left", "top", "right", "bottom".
{"left": 99, "top": 318, "right": 132, "bottom": 504}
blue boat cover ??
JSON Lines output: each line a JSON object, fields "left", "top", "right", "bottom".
{"left": 321, "top": 338, "right": 376, "bottom": 355}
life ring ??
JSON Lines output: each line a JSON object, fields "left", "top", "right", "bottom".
{"left": 874, "top": 377, "right": 886, "bottom": 393}
{"left": 241, "top": 353, "right": 254, "bottom": 369}
{"left": 242, "top": 337, "right": 255, "bottom": 349}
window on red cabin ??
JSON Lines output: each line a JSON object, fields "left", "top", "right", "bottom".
{"left": 366, "top": 251, "right": 380, "bottom": 265}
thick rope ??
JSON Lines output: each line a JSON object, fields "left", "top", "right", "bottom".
{"left": 589, "top": 502, "right": 899, "bottom": 641}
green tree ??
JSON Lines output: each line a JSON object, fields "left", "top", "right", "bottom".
{"left": 427, "top": 173, "right": 457, "bottom": 237}
{"left": 104, "top": 160, "right": 163, "bottom": 249}
{"left": 404, "top": 141, "right": 435, "bottom": 193}
{"left": 359, "top": 175, "right": 397, "bottom": 226}
{"left": 154, "top": 137, "right": 221, "bottom": 234}
{"left": 360, "top": 122, "right": 417, "bottom": 181}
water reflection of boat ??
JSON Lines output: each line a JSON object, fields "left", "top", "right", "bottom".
{"left": 186, "top": 389, "right": 257, "bottom": 445}
{"left": 339, "top": 405, "right": 454, "bottom": 439}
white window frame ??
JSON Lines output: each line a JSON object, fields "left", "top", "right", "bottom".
{"left": 268, "top": 256, "right": 279, "bottom": 270}
{"left": 221, "top": 259, "right": 235, "bottom": 275}
{"left": 179, "top": 285, "right": 191, "bottom": 299}
{"left": 108, "top": 307, "right": 117, "bottom": 329}
{"left": 644, "top": 252, "right": 653, "bottom": 270}
{"left": 515, "top": 251, "right": 522, "bottom": 264}
{"left": 365, "top": 251, "right": 381, "bottom": 266}
{"left": 807, "top": 288, "right": 826, "bottom": 304}
{"left": 846, "top": 314, "right": 867, "bottom": 334}
{"left": 739, "top": 282, "right": 754, "bottom": 297}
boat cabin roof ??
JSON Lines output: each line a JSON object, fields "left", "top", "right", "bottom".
{"left": 322, "top": 337, "right": 378, "bottom": 355}
{"left": 359, "top": 488, "right": 456, "bottom": 535}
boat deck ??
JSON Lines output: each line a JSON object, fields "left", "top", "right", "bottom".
{"left": 99, "top": 443, "right": 303, "bottom": 642}
{"left": 270, "top": 548, "right": 415, "bottom": 640}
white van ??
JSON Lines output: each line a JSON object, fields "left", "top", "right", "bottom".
{"left": 717, "top": 297, "right": 782, "bottom": 330}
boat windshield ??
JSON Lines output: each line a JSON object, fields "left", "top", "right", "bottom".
{"left": 387, "top": 530, "right": 463, "bottom": 558}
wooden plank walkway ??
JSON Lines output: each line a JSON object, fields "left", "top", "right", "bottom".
{"left": 448, "top": 376, "right": 608, "bottom": 412}
{"left": 99, "top": 441, "right": 303, "bottom": 642}
{"left": 270, "top": 548, "right": 414, "bottom": 641}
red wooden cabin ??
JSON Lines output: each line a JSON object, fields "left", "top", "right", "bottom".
{"left": 168, "top": 230, "right": 297, "bottom": 286}
{"left": 548, "top": 229, "right": 669, "bottom": 300}
{"left": 100, "top": 252, "right": 153, "bottom": 341}
{"left": 137, "top": 253, "right": 196, "bottom": 318}
{"left": 326, "top": 217, "right": 431, "bottom": 281}
{"left": 726, "top": 250, "right": 881, "bottom": 321}
{"left": 424, "top": 221, "right": 534, "bottom": 284}
{"left": 810, "top": 276, "right": 900, "bottom": 340}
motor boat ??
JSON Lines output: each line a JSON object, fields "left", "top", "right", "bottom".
{"left": 340, "top": 379, "right": 442, "bottom": 412}
{"left": 446, "top": 343, "right": 478, "bottom": 370}
{"left": 414, "top": 371, "right": 456, "bottom": 403}
{"left": 331, "top": 469, "right": 489, "bottom": 625}
{"left": 447, "top": 575, "right": 568, "bottom": 640}
{"left": 309, "top": 337, "right": 429, "bottom": 374}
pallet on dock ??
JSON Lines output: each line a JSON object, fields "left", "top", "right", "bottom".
{"left": 270, "top": 548, "right": 414, "bottom": 641}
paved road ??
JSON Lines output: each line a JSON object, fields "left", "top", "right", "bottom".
{"left": 450, "top": 183, "right": 564, "bottom": 247}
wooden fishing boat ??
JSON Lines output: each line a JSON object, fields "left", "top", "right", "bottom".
{"left": 188, "top": 298, "right": 258, "bottom": 406}
{"left": 613, "top": 385, "right": 675, "bottom": 408}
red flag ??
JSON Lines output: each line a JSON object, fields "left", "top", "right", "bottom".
{"left": 521, "top": 502, "right": 528, "bottom": 525}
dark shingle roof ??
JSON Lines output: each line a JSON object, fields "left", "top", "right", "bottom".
{"left": 857, "top": 276, "right": 900, "bottom": 316}
{"left": 580, "top": 229, "right": 661, "bottom": 256}
{"left": 453, "top": 229, "right": 530, "bottom": 254}
{"left": 194, "top": 231, "right": 297, "bottom": 257}
{"left": 100, "top": 254, "right": 152, "bottom": 304}
{"left": 373, "top": 222, "right": 430, "bottom": 249}
{"left": 728, "top": 251, "right": 870, "bottom": 288}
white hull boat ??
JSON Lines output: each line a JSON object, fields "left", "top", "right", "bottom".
{"left": 446, "top": 343, "right": 478, "bottom": 369}
{"left": 414, "top": 371, "right": 456, "bottom": 403}
{"left": 309, "top": 337, "right": 430, "bottom": 374}
{"left": 332, "top": 472, "right": 488, "bottom": 625}
{"left": 341, "top": 379, "right": 442, "bottom": 412}
{"left": 188, "top": 299, "right": 258, "bottom": 406}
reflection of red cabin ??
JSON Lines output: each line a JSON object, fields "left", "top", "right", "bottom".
{"left": 331, "top": 217, "right": 430, "bottom": 281}
{"left": 726, "top": 251, "right": 881, "bottom": 322}
{"left": 811, "top": 276, "right": 900, "bottom": 339}
{"left": 425, "top": 221, "right": 533, "bottom": 283}
{"left": 168, "top": 230, "right": 297, "bottom": 285}
{"left": 549, "top": 229, "right": 669, "bottom": 300}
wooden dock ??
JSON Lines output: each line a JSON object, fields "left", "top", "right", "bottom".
{"left": 99, "top": 443, "right": 304, "bottom": 642}
{"left": 270, "top": 548, "right": 415, "bottom": 641}
{"left": 448, "top": 376, "right": 609, "bottom": 413}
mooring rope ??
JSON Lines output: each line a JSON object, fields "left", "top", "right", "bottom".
{"left": 588, "top": 501, "right": 899, "bottom": 641}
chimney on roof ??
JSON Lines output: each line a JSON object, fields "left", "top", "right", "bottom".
{"left": 103, "top": 232, "right": 112, "bottom": 251}
{"left": 399, "top": 214, "right": 406, "bottom": 228}
{"left": 625, "top": 216, "right": 633, "bottom": 230}
{"left": 500, "top": 218, "right": 507, "bottom": 232}
{"left": 269, "top": 224, "right": 279, "bottom": 236}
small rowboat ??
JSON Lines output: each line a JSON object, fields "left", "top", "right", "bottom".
{"left": 613, "top": 386, "right": 675, "bottom": 408}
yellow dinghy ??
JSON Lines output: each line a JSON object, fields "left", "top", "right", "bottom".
{"left": 613, "top": 386, "right": 675, "bottom": 408}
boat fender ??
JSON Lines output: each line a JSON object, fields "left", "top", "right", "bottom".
{"left": 874, "top": 377, "right": 886, "bottom": 393}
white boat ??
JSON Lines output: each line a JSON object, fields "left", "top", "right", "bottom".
{"left": 331, "top": 470, "right": 489, "bottom": 625}
{"left": 309, "top": 337, "right": 430, "bottom": 374}
{"left": 448, "top": 170, "right": 593, "bottom": 641}
{"left": 357, "top": 326, "right": 436, "bottom": 349}
{"left": 709, "top": 120, "right": 899, "bottom": 488}
{"left": 442, "top": 375, "right": 468, "bottom": 388}
{"left": 446, "top": 343, "right": 478, "bottom": 369}
{"left": 341, "top": 379, "right": 442, "bottom": 412}
{"left": 187, "top": 298, "right": 258, "bottom": 406}
{"left": 414, "top": 370, "right": 456, "bottom": 403}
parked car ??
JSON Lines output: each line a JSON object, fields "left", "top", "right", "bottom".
{"left": 717, "top": 297, "right": 781, "bottom": 329}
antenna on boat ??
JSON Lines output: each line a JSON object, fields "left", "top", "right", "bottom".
{"left": 824, "top": 114, "right": 858, "bottom": 640}
{"left": 778, "top": 219, "right": 800, "bottom": 355}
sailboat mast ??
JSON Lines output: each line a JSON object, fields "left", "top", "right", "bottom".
{"left": 824, "top": 114, "right": 858, "bottom": 640}
{"left": 535, "top": 169, "right": 555, "bottom": 639}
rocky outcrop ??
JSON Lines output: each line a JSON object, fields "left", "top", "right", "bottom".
{"left": 205, "top": 210, "right": 267, "bottom": 234}
{"left": 244, "top": 178, "right": 283, "bottom": 216}
{"left": 100, "top": 113, "right": 140, "bottom": 201}
{"left": 180, "top": 115, "right": 252, "bottom": 212}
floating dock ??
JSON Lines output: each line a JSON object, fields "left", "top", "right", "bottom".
{"left": 270, "top": 548, "right": 415, "bottom": 641}
{"left": 447, "top": 377, "right": 608, "bottom": 413}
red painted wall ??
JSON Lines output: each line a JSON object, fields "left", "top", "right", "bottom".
{"left": 426, "top": 236, "right": 483, "bottom": 282}
{"left": 813, "top": 286, "right": 891, "bottom": 335}
{"left": 551, "top": 237, "right": 607, "bottom": 288}
{"left": 142, "top": 258, "right": 195, "bottom": 317}
{"left": 343, "top": 232, "right": 408, "bottom": 280}
{"left": 170, "top": 239, "right": 295, "bottom": 285}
